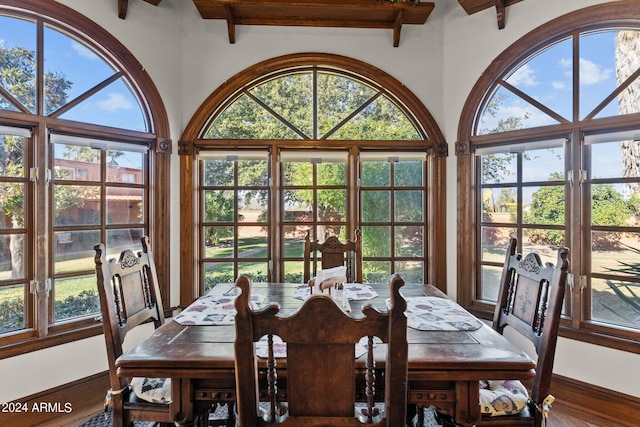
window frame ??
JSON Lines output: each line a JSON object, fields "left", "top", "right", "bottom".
{"left": 179, "top": 53, "right": 448, "bottom": 307}
{"left": 0, "top": 0, "right": 171, "bottom": 359}
{"left": 456, "top": 1, "right": 640, "bottom": 354}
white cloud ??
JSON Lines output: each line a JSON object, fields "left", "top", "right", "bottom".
{"left": 552, "top": 81, "right": 565, "bottom": 90}
{"left": 580, "top": 57, "right": 613, "bottom": 85}
{"left": 507, "top": 64, "right": 538, "bottom": 86}
{"left": 71, "top": 41, "right": 98, "bottom": 60}
{"left": 96, "top": 92, "right": 133, "bottom": 112}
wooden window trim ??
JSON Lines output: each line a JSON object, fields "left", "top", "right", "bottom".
{"left": 179, "top": 53, "right": 448, "bottom": 307}
{"left": 456, "top": 0, "right": 640, "bottom": 355}
{"left": 0, "top": 0, "right": 171, "bottom": 359}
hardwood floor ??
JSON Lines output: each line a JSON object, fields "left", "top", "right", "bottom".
{"left": 549, "top": 402, "right": 628, "bottom": 427}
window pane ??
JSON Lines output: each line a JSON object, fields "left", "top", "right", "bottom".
{"left": 204, "top": 159, "right": 233, "bottom": 186}
{"left": 250, "top": 73, "right": 313, "bottom": 138}
{"left": 477, "top": 86, "right": 560, "bottom": 136}
{"left": 316, "top": 189, "right": 346, "bottom": 222}
{"left": 362, "top": 191, "right": 390, "bottom": 222}
{"left": 107, "top": 150, "right": 144, "bottom": 183}
{"left": 591, "top": 183, "right": 632, "bottom": 227}
{"left": 204, "top": 226, "right": 234, "bottom": 258}
{"left": 317, "top": 162, "right": 346, "bottom": 186}
{"left": 317, "top": 72, "right": 377, "bottom": 139}
{"left": 284, "top": 260, "right": 304, "bottom": 284}
{"left": 591, "top": 231, "right": 640, "bottom": 276}
{"left": 522, "top": 146, "right": 564, "bottom": 182}
{"left": 395, "top": 226, "right": 423, "bottom": 257}
{"left": 328, "top": 95, "right": 420, "bottom": 140}
{"left": 0, "top": 234, "right": 25, "bottom": 279}
{"left": 591, "top": 140, "right": 640, "bottom": 179}
{"left": 0, "top": 183, "right": 25, "bottom": 229}
{"left": 105, "top": 228, "right": 143, "bottom": 254}
{"left": 238, "top": 261, "right": 269, "bottom": 282}
{"left": 58, "top": 77, "right": 148, "bottom": 132}
{"left": 54, "top": 143, "right": 100, "bottom": 181}
{"left": 238, "top": 226, "right": 267, "bottom": 259}
{"left": 0, "top": 284, "right": 26, "bottom": 333}
{"left": 521, "top": 233, "right": 564, "bottom": 265}
{"left": 591, "top": 278, "right": 640, "bottom": 330}
{"left": 480, "top": 227, "right": 515, "bottom": 263}
{"left": 204, "top": 262, "right": 234, "bottom": 292}
{"left": 481, "top": 265, "right": 503, "bottom": 301}
{"left": 362, "top": 160, "right": 390, "bottom": 187}
{"left": 395, "top": 260, "right": 423, "bottom": 283}
{"left": 54, "top": 230, "right": 100, "bottom": 274}
{"left": 204, "top": 190, "right": 234, "bottom": 222}
{"left": 54, "top": 185, "right": 101, "bottom": 226}
{"left": 43, "top": 25, "right": 116, "bottom": 116}
{"left": 237, "top": 159, "right": 269, "bottom": 186}
{"left": 53, "top": 275, "right": 100, "bottom": 322}
{"left": 523, "top": 185, "right": 565, "bottom": 226}
{"left": 362, "top": 226, "right": 390, "bottom": 257}
{"left": 0, "top": 16, "right": 37, "bottom": 113}
{"left": 480, "top": 152, "right": 516, "bottom": 184}
{"left": 204, "top": 94, "right": 301, "bottom": 139}
{"left": 395, "top": 161, "right": 423, "bottom": 186}
{"left": 106, "top": 187, "right": 143, "bottom": 224}
{"left": 283, "top": 161, "right": 312, "bottom": 186}
{"left": 239, "top": 190, "right": 268, "bottom": 223}
{"left": 482, "top": 187, "right": 517, "bottom": 222}
{"left": 0, "top": 132, "right": 25, "bottom": 178}
{"left": 394, "top": 190, "right": 422, "bottom": 222}
{"left": 504, "top": 38, "right": 573, "bottom": 122}
{"left": 362, "top": 260, "right": 391, "bottom": 284}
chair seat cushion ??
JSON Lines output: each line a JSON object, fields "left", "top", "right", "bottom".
{"left": 130, "top": 377, "right": 172, "bottom": 404}
{"left": 479, "top": 379, "right": 529, "bottom": 416}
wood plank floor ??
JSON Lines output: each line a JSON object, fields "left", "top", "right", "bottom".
{"left": 549, "top": 402, "right": 628, "bottom": 427}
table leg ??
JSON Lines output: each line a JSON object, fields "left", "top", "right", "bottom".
{"left": 455, "top": 381, "right": 480, "bottom": 426}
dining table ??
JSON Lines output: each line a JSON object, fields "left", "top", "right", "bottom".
{"left": 115, "top": 282, "right": 536, "bottom": 426}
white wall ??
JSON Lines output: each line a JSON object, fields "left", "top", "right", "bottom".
{"left": 1, "top": 0, "right": 638, "bottom": 405}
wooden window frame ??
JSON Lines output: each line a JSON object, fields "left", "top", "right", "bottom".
{"left": 0, "top": 0, "right": 170, "bottom": 359}
{"left": 456, "top": 0, "right": 640, "bottom": 355}
{"left": 179, "top": 53, "right": 448, "bottom": 307}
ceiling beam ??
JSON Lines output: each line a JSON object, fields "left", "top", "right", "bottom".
{"left": 119, "top": 0, "right": 162, "bottom": 20}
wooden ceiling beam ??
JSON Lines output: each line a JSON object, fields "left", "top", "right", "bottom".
{"left": 457, "top": 0, "right": 523, "bottom": 29}
{"left": 118, "top": 0, "right": 162, "bottom": 20}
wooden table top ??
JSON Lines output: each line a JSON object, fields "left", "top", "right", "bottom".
{"left": 116, "top": 282, "right": 535, "bottom": 383}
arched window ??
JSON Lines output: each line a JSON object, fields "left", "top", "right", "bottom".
{"left": 179, "top": 53, "right": 447, "bottom": 304}
{"left": 457, "top": 1, "right": 640, "bottom": 353}
{"left": 0, "top": 0, "right": 170, "bottom": 357}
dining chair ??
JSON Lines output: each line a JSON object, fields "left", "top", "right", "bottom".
{"left": 476, "top": 237, "right": 570, "bottom": 427}
{"left": 233, "top": 273, "right": 408, "bottom": 426}
{"left": 94, "top": 236, "right": 219, "bottom": 427}
{"left": 303, "top": 228, "right": 363, "bottom": 286}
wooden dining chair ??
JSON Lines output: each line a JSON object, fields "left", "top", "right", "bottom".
{"left": 476, "top": 237, "right": 570, "bottom": 427}
{"left": 303, "top": 228, "right": 362, "bottom": 284}
{"left": 233, "top": 274, "right": 408, "bottom": 426}
{"left": 95, "top": 236, "right": 217, "bottom": 427}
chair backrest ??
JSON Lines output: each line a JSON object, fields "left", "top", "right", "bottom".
{"left": 493, "top": 237, "right": 569, "bottom": 409}
{"left": 234, "top": 274, "right": 408, "bottom": 426}
{"left": 94, "top": 236, "right": 165, "bottom": 391}
{"left": 303, "top": 229, "right": 362, "bottom": 283}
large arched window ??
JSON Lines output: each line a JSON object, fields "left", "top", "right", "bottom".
{"left": 179, "top": 53, "right": 447, "bottom": 305}
{"left": 0, "top": 0, "right": 170, "bottom": 357}
{"left": 457, "top": 1, "right": 640, "bottom": 354}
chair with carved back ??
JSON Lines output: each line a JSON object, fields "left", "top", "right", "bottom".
{"left": 233, "top": 274, "right": 408, "bottom": 426}
{"left": 94, "top": 236, "right": 218, "bottom": 427}
{"left": 303, "top": 229, "right": 362, "bottom": 291}
{"left": 476, "top": 237, "right": 569, "bottom": 427}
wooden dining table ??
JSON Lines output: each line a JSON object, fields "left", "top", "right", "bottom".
{"left": 115, "top": 282, "right": 535, "bottom": 426}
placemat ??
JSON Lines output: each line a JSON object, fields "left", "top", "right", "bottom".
{"left": 255, "top": 335, "right": 377, "bottom": 359}
{"left": 174, "top": 292, "right": 266, "bottom": 325}
{"left": 388, "top": 296, "right": 483, "bottom": 331}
